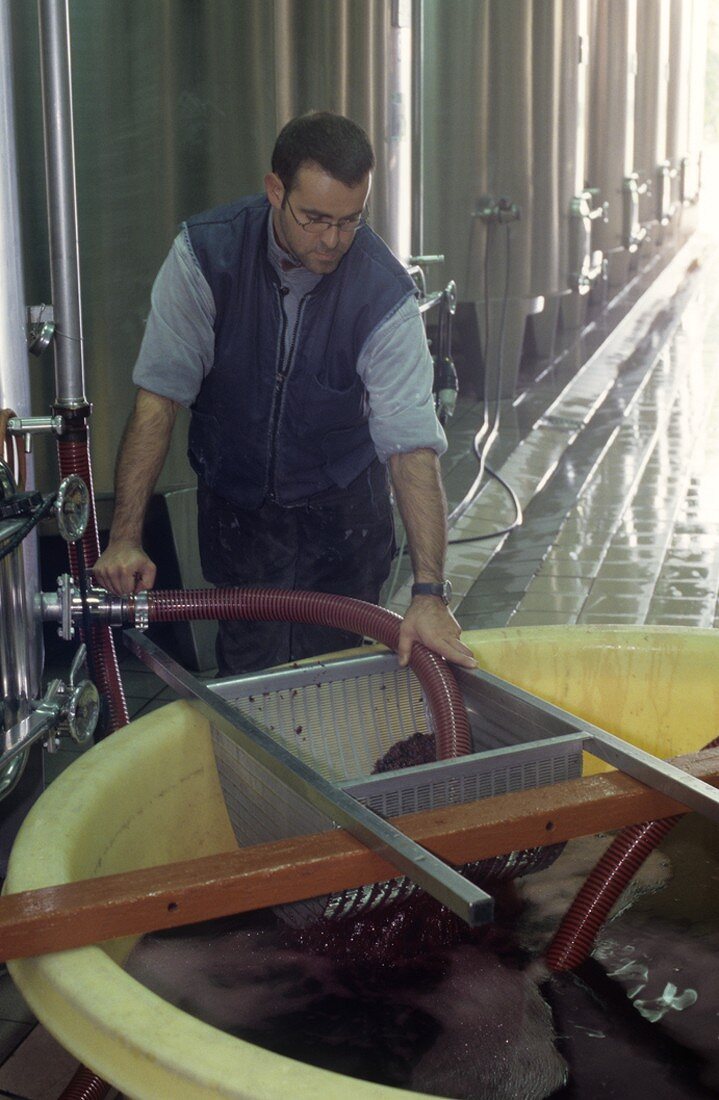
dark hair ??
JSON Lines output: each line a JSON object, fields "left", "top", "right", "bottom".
{"left": 272, "top": 111, "right": 375, "bottom": 191}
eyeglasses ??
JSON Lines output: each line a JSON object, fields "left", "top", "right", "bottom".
{"left": 284, "top": 194, "right": 367, "bottom": 235}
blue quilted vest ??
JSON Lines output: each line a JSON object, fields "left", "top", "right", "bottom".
{"left": 184, "top": 195, "right": 416, "bottom": 508}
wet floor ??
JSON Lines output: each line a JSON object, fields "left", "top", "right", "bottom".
{"left": 387, "top": 228, "right": 719, "bottom": 636}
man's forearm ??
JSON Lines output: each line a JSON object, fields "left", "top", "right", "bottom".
{"left": 109, "top": 388, "right": 178, "bottom": 544}
{"left": 389, "top": 448, "right": 475, "bottom": 669}
{"left": 388, "top": 448, "right": 447, "bottom": 583}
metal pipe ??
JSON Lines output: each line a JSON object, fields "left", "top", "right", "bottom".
{"left": 385, "top": 0, "right": 413, "bottom": 262}
{"left": 410, "top": 0, "right": 424, "bottom": 261}
{"left": 7, "top": 416, "right": 65, "bottom": 440}
{"left": 37, "top": 0, "right": 86, "bottom": 409}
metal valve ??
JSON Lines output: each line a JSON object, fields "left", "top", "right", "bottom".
{"left": 61, "top": 679, "right": 100, "bottom": 746}
{"left": 63, "top": 644, "right": 100, "bottom": 745}
{"left": 33, "top": 645, "right": 100, "bottom": 752}
{"left": 54, "top": 474, "right": 90, "bottom": 543}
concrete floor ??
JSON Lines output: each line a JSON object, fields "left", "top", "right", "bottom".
{"left": 2, "top": 223, "right": 719, "bottom": 1097}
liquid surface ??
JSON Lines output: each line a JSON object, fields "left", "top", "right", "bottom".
{"left": 126, "top": 816, "right": 719, "bottom": 1098}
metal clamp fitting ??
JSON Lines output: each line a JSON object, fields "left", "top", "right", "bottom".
{"left": 134, "top": 590, "right": 149, "bottom": 632}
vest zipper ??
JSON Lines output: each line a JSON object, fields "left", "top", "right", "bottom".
{"left": 267, "top": 287, "right": 310, "bottom": 502}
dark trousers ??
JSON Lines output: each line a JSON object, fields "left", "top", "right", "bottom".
{"left": 197, "top": 460, "right": 395, "bottom": 675}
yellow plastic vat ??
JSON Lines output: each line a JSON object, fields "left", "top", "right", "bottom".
{"left": 4, "top": 625, "right": 719, "bottom": 1098}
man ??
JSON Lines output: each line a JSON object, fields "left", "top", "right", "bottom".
{"left": 94, "top": 112, "right": 476, "bottom": 675}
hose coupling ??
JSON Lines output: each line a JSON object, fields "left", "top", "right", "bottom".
{"left": 42, "top": 574, "right": 137, "bottom": 637}
{"left": 133, "top": 591, "right": 149, "bottom": 632}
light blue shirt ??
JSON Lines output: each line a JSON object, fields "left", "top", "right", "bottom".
{"left": 132, "top": 220, "right": 447, "bottom": 463}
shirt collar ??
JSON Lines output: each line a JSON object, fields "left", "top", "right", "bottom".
{"left": 266, "top": 212, "right": 322, "bottom": 289}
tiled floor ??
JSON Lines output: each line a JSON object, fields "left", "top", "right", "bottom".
{"left": 3, "top": 221, "right": 719, "bottom": 1097}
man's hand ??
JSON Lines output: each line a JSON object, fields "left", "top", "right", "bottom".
{"left": 92, "top": 539, "right": 157, "bottom": 596}
{"left": 397, "top": 596, "right": 477, "bottom": 669}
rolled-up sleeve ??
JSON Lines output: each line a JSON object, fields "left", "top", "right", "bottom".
{"left": 357, "top": 295, "right": 447, "bottom": 462}
{"left": 132, "top": 228, "right": 215, "bottom": 407}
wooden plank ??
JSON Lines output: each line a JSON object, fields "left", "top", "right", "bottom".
{"left": 1, "top": 747, "right": 718, "bottom": 962}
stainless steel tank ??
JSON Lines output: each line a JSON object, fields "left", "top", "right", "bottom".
{"left": 684, "top": 0, "right": 707, "bottom": 220}
{"left": 665, "top": 0, "right": 706, "bottom": 229}
{"left": 273, "top": 0, "right": 413, "bottom": 263}
{"left": 417, "top": 0, "right": 490, "bottom": 396}
{"left": 0, "top": 2, "right": 36, "bottom": 484}
{"left": 0, "top": 2, "right": 43, "bottom": 821}
{"left": 0, "top": 503, "right": 44, "bottom": 868}
{"left": 633, "top": 0, "right": 671, "bottom": 238}
{"left": 482, "top": 1, "right": 542, "bottom": 397}
{"left": 587, "top": 0, "right": 639, "bottom": 286}
{"left": 0, "top": 516, "right": 43, "bottom": 773}
{"left": 666, "top": 0, "right": 693, "bottom": 219}
{"left": 527, "top": 0, "right": 564, "bottom": 358}
{"left": 558, "top": 0, "right": 597, "bottom": 331}
{"left": 530, "top": 0, "right": 598, "bottom": 349}
{"left": 420, "top": 0, "right": 541, "bottom": 399}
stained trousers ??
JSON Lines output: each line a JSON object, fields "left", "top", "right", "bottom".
{"left": 197, "top": 459, "right": 396, "bottom": 676}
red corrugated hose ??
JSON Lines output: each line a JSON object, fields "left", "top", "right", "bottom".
{"left": 57, "top": 435, "right": 129, "bottom": 732}
{"left": 145, "top": 586, "right": 472, "bottom": 759}
{"left": 545, "top": 731, "right": 719, "bottom": 971}
{"left": 57, "top": 1065, "right": 110, "bottom": 1099}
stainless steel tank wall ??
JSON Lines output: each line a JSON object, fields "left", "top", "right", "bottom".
{"left": 587, "top": 0, "right": 638, "bottom": 268}
{"left": 686, "top": 0, "right": 708, "bottom": 204}
{"left": 0, "top": 2, "right": 41, "bottom": 708}
{"left": 420, "top": 1, "right": 540, "bottom": 397}
{"left": 273, "top": 0, "right": 413, "bottom": 263}
{"left": 558, "top": 0, "right": 592, "bottom": 328}
{"left": 418, "top": 0, "right": 490, "bottom": 294}
{"left": 666, "top": 0, "right": 705, "bottom": 213}
{"left": 532, "top": 0, "right": 594, "bottom": 349}
{"left": 690, "top": 2, "right": 709, "bottom": 157}
{"left": 667, "top": 0, "right": 693, "bottom": 178}
{"left": 1, "top": 3, "right": 34, "bottom": 439}
{"left": 531, "top": 0, "right": 563, "bottom": 308}
{"left": 634, "top": 0, "right": 671, "bottom": 225}
{"left": 9, "top": 0, "right": 412, "bottom": 495}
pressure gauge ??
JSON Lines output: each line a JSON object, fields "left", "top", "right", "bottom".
{"left": 55, "top": 474, "right": 90, "bottom": 542}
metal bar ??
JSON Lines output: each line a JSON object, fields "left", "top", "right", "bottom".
{"left": 37, "top": 0, "right": 86, "bottom": 408}
{"left": 124, "top": 630, "right": 494, "bottom": 925}
{"left": 410, "top": 0, "right": 424, "bottom": 259}
{"left": 464, "top": 666, "right": 719, "bottom": 823}
{"left": 418, "top": 292, "right": 444, "bottom": 315}
{"left": 3, "top": 746, "right": 718, "bottom": 963}
{"left": 6, "top": 416, "right": 64, "bottom": 438}
{"left": 210, "top": 650, "right": 398, "bottom": 699}
{"left": 585, "top": 729, "right": 719, "bottom": 822}
{"left": 1, "top": 712, "right": 56, "bottom": 766}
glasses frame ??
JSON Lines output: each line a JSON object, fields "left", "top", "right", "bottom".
{"left": 283, "top": 193, "right": 367, "bottom": 235}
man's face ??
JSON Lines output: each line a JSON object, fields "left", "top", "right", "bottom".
{"left": 265, "top": 163, "right": 371, "bottom": 275}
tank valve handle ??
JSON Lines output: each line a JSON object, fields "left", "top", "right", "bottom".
{"left": 1, "top": 645, "right": 99, "bottom": 770}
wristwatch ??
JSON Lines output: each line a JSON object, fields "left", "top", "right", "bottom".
{"left": 410, "top": 580, "right": 452, "bottom": 605}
